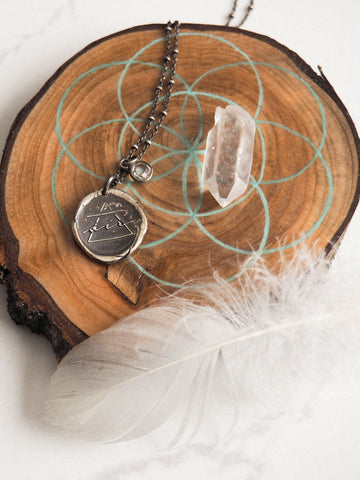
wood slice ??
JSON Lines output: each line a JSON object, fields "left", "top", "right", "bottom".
{"left": 0, "top": 24, "right": 359, "bottom": 359}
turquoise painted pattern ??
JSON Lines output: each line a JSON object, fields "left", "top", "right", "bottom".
{"left": 53, "top": 33, "right": 332, "bottom": 288}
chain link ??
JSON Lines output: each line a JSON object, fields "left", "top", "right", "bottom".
{"left": 226, "top": 0, "right": 255, "bottom": 28}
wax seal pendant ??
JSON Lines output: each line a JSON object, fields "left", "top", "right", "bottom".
{"left": 72, "top": 188, "right": 147, "bottom": 263}
{"left": 71, "top": 20, "right": 179, "bottom": 263}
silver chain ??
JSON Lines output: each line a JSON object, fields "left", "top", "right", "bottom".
{"left": 125, "top": 21, "right": 179, "bottom": 163}
{"left": 104, "top": 4, "right": 255, "bottom": 194}
{"left": 104, "top": 20, "right": 179, "bottom": 192}
{"left": 226, "top": 0, "right": 255, "bottom": 28}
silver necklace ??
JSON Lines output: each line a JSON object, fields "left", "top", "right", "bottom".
{"left": 226, "top": 0, "right": 255, "bottom": 28}
{"left": 72, "top": 3, "right": 254, "bottom": 264}
{"left": 72, "top": 21, "right": 179, "bottom": 263}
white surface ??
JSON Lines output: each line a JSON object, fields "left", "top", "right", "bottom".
{"left": 1, "top": 0, "right": 360, "bottom": 478}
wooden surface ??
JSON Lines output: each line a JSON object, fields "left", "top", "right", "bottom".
{"left": 0, "top": 24, "right": 359, "bottom": 359}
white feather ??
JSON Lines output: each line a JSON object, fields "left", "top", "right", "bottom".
{"left": 44, "top": 249, "right": 360, "bottom": 443}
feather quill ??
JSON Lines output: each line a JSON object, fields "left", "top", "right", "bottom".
{"left": 44, "top": 249, "right": 360, "bottom": 443}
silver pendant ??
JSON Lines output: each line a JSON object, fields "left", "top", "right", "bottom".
{"left": 72, "top": 188, "right": 147, "bottom": 263}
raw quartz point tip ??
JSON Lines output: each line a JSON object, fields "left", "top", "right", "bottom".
{"left": 202, "top": 105, "right": 256, "bottom": 207}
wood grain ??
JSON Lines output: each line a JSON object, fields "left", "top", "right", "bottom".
{"left": 0, "top": 24, "right": 359, "bottom": 359}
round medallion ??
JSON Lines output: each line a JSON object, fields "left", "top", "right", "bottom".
{"left": 72, "top": 188, "right": 147, "bottom": 263}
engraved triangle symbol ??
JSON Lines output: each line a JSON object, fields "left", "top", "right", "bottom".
{"left": 84, "top": 201, "right": 137, "bottom": 244}
{"left": 100, "top": 202, "right": 112, "bottom": 212}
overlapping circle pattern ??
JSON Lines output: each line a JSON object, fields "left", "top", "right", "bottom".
{"left": 53, "top": 32, "right": 332, "bottom": 288}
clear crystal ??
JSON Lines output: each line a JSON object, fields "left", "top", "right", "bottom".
{"left": 202, "top": 105, "right": 256, "bottom": 207}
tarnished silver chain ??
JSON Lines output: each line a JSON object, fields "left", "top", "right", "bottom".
{"left": 226, "top": 0, "right": 255, "bottom": 28}
{"left": 104, "top": 20, "right": 179, "bottom": 192}
{"left": 125, "top": 21, "right": 179, "bottom": 163}
{"left": 104, "top": 4, "right": 255, "bottom": 194}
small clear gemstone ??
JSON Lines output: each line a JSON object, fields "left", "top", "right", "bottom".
{"left": 130, "top": 161, "right": 153, "bottom": 183}
{"left": 202, "top": 105, "right": 256, "bottom": 207}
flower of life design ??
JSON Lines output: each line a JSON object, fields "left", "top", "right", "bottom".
{"left": 53, "top": 32, "right": 332, "bottom": 288}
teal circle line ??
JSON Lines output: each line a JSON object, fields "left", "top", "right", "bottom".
{"left": 52, "top": 118, "right": 126, "bottom": 224}
{"left": 256, "top": 120, "right": 324, "bottom": 184}
{"left": 116, "top": 35, "right": 194, "bottom": 155}
{"left": 115, "top": 32, "right": 263, "bottom": 145}
{"left": 54, "top": 59, "right": 191, "bottom": 166}
{"left": 261, "top": 145, "right": 333, "bottom": 254}
{"left": 124, "top": 58, "right": 331, "bottom": 283}
{"left": 131, "top": 152, "right": 203, "bottom": 248}
{"left": 137, "top": 155, "right": 204, "bottom": 249}
{"left": 127, "top": 179, "right": 271, "bottom": 289}
{"left": 53, "top": 44, "right": 199, "bottom": 165}
{"left": 178, "top": 32, "right": 264, "bottom": 119}
{"left": 150, "top": 151, "right": 189, "bottom": 181}
{"left": 116, "top": 87, "right": 258, "bottom": 218}
{"left": 178, "top": 86, "right": 204, "bottom": 152}
{"left": 193, "top": 180, "right": 271, "bottom": 256}
{"left": 117, "top": 96, "right": 191, "bottom": 156}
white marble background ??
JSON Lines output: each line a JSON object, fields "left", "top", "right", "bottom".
{"left": 1, "top": 0, "right": 360, "bottom": 478}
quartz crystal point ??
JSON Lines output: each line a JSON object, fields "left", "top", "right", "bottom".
{"left": 202, "top": 105, "right": 256, "bottom": 207}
